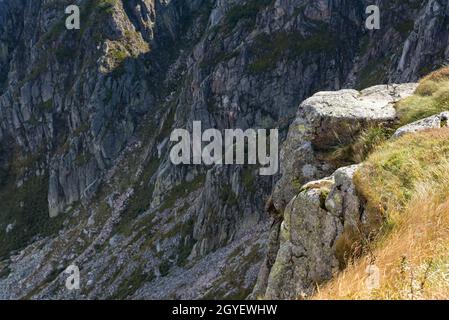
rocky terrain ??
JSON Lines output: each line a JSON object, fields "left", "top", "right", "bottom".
{"left": 0, "top": 0, "right": 448, "bottom": 299}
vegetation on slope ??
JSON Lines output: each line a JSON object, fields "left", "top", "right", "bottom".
{"left": 315, "top": 128, "right": 449, "bottom": 299}
{"left": 222, "top": 0, "right": 274, "bottom": 33}
{"left": 0, "top": 174, "right": 64, "bottom": 259}
{"left": 396, "top": 66, "right": 449, "bottom": 125}
{"left": 313, "top": 66, "right": 449, "bottom": 299}
{"left": 329, "top": 66, "right": 449, "bottom": 166}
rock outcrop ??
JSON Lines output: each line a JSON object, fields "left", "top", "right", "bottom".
{"left": 264, "top": 165, "right": 362, "bottom": 299}
{"left": 254, "top": 87, "right": 449, "bottom": 299}
{"left": 393, "top": 111, "right": 449, "bottom": 137}
{"left": 272, "top": 83, "right": 417, "bottom": 212}
{"left": 252, "top": 84, "right": 424, "bottom": 299}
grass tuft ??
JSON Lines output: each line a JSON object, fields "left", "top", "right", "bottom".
{"left": 314, "top": 128, "right": 449, "bottom": 299}
{"left": 396, "top": 66, "right": 449, "bottom": 126}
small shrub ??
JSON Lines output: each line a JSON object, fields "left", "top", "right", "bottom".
{"left": 326, "top": 124, "right": 394, "bottom": 166}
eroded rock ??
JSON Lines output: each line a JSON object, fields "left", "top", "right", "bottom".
{"left": 272, "top": 83, "right": 418, "bottom": 212}
{"left": 393, "top": 111, "right": 449, "bottom": 137}
{"left": 259, "top": 165, "right": 379, "bottom": 299}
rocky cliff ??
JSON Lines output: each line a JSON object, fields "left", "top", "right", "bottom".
{"left": 251, "top": 83, "right": 447, "bottom": 299}
{"left": 0, "top": 0, "right": 448, "bottom": 299}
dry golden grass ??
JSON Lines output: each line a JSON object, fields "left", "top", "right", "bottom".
{"left": 313, "top": 128, "right": 449, "bottom": 300}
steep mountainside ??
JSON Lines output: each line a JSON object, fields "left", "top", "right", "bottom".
{"left": 0, "top": 0, "right": 448, "bottom": 299}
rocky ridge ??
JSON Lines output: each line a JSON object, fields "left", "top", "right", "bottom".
{"left": 253, "top": 84, "right": 449, "bottom": 299}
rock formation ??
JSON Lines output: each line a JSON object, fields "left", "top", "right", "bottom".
{"left": 0, "top": 0, "right": 448, "bottom": 299}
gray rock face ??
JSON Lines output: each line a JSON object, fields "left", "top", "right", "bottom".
{"left": 395, "top": 0, "right": 449, "bottom": 82}
{"left": 260, "top": 165, "right": 370, "bottom": 299}
{"left": 0, "top": 0, "right": 448, "bottom": 300}
{"left": 393, "top": 111, "right": 449, "bottom": 137}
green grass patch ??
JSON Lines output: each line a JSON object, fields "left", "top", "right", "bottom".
{"left": 176, "top": 218, "right": 196, "bottom": 267}
{"left": 112, "top": 266, "right": 154, "bottom": 299}
{"left": 248, "top": 29, "right": 337, "bottom": 74}
{"left": 114, "top": 158, "right": 160, "bottom": 236}
{"left": 219, "top": 184, "right": 238, "bottom": 207}
{"left": 396, "top": 67, "right": 449, "bottom": 126}
{"left": 241, "top": 167, "right": 255, "bottom": 193}
{"left": 159, "top": 174, "right": 206, "bottom": 212}
{"left": 0, "top": 174, "right": 64, "bottom": 259}
{"left": 354, "top": 127, "right": 449, "bottom": 226}
{"left": 357, "top": 57, "right": 389, "bottom": 89}
{"left": 394, "top": 20, "right": 414, "bottom": 36}
{"left": 326, "top": 124, "right": 395, "bottom": 166}
{"left": 39, "top": 99, "right": 53, "bottom": 112}
{"left": 330, "top": 66, "right": 449, "bottom": 166}
{"left": 222, "top": 0, "right": 273, "bottom": 33}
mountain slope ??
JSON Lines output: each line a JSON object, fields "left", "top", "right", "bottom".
{"left": 253, "top": 66, "right": 449, "bottom": 300}
{"left": 0, "top": 0, "right": 448, "bottom": 299}
{"left": 315, "top": 127, "right": 449, "bottom": 299}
